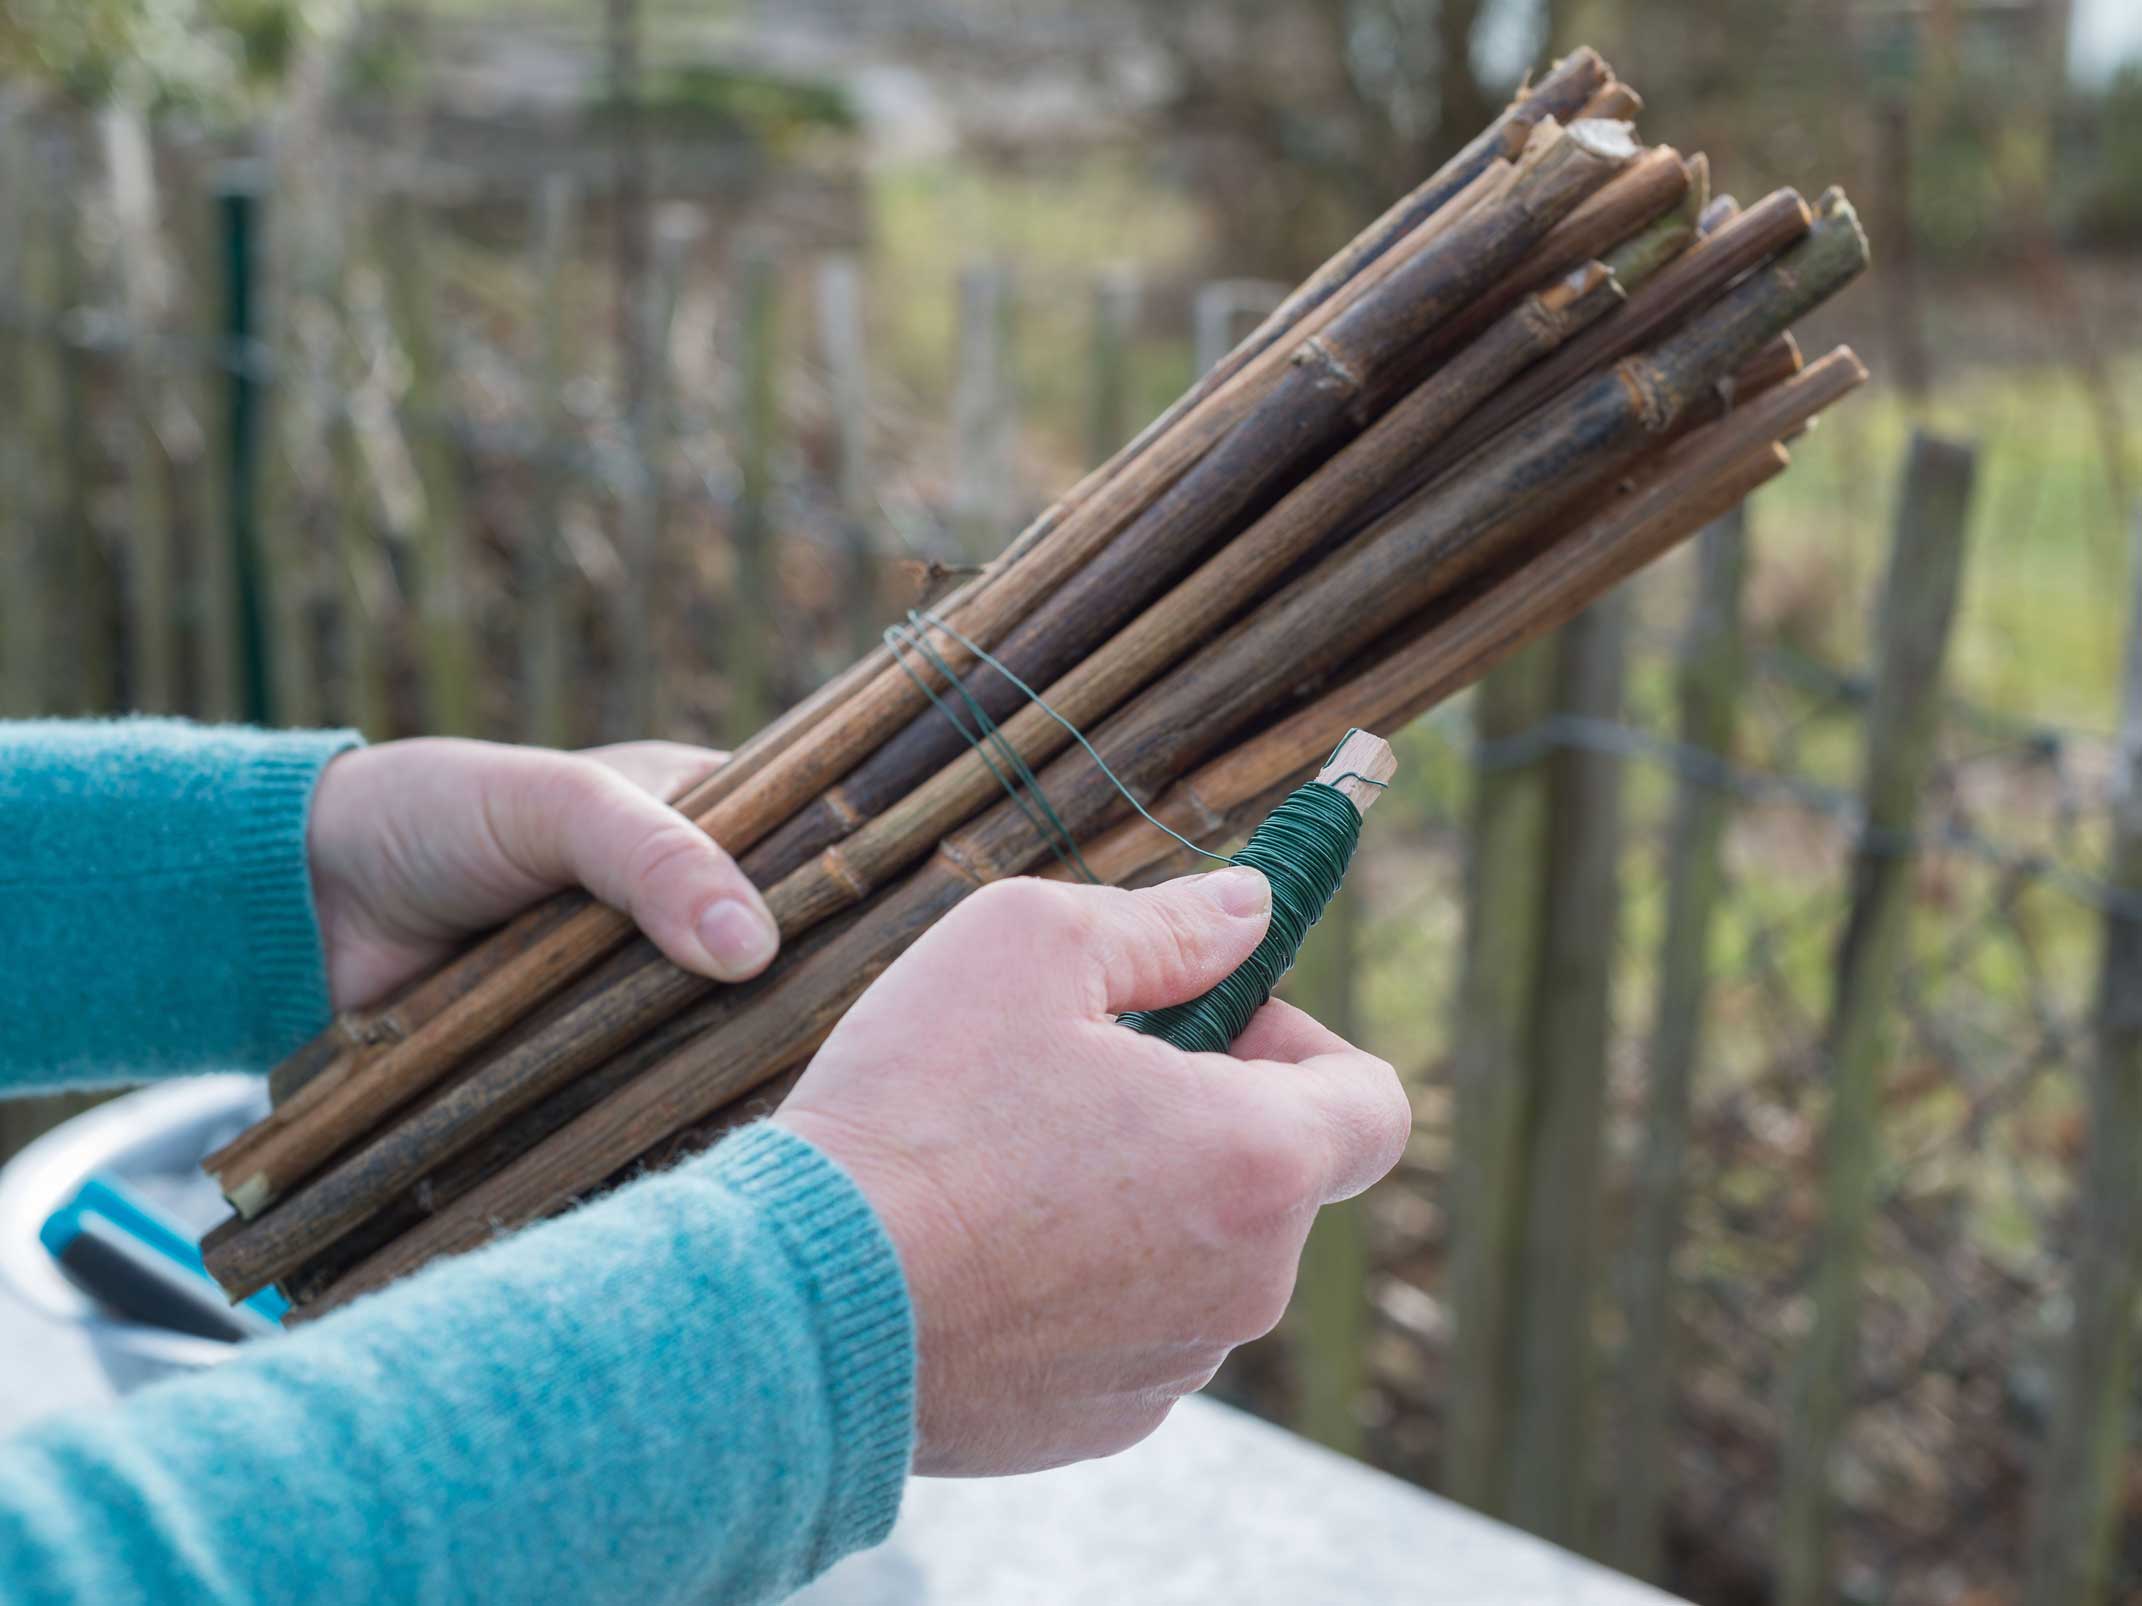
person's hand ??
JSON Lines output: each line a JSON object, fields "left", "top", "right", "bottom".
{"left": 307, "top": 739, "right": 780, "bottom": 1012}
{"left": 773, "top": 867, "right": 1411, "bottom": 1476}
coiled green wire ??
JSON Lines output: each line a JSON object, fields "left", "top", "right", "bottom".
{"left": 1117, "top": 779, "right": 1365, "bottom": 1054}
{"left": 881, "top": 607, "right": 1379, "bottom": 1053}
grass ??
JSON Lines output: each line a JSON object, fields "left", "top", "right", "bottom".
{"left": 1751, "top": 356, "right": 2141, "bottom": 733}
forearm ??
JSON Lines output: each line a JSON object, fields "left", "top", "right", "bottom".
{"left": 0, "top": 719, "right": 358, "bottom": 1093}
{"left": 0, "top": 1124, "right": 914, "bottom": 1605}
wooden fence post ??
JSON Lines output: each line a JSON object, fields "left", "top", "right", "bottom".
{"left": 1777, "top": 430, "right": 1976, "bottom": 1606}
{"left": 952, "top": 261, "right": 1015, "bottom": 558}
{"left": 1288, "top": 883, "right": 1370, "bottom": 1458}
{"left": 1191, "top": 278, "right": 1286, "bottom": 379}
{"left": 1445, "top": 638, "right": 1557, "bottom": 1512}
{"left": 0, "top": 123, "right": 40, "bottom": 716}
{"left": 614, "top": 205, "right": 692, "bottom": 738}
{"left": 259, "top": 164, "right": 328, "bottom": 730}
{"left": 1087, "top": 266, "right": 1139, "bottom": 468}
{"left": 99, "top": 106, "right": 181, "bottom": 715}
{"left": 814, "top": 253, "right": 878, "bottom": 659}
{"left": 1614, "top": 503, "right": 1750, "bottom": 1579}
{"left": 524, "top": 172, "right": 578, "bottom": 749}
{"left": 216, "top": 171, "right": 274, "bottom": 724}
{"left": 176, "top": 159, "right": 241, "bottom": 722}
{"left": 22, "top": 138, "right": 107, "bottom": 716}
{"left": 726, "top": 240, "right": 780, "bottom": 742}
{"left": 328, "top": 353, "right": 391, "bottom": 740}
{"left": 377, "top": 190, "right": 475, "bottom": 736}
{"left": 1504, "top": 593, "right": 1630, "bottom": 1550}
{"left": 2022, "top": 508, "right": 2142, "bottom": 1606}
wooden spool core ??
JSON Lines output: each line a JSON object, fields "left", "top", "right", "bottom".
{"left": 1314, "top": 729, "right": 1399, "bottom": 817}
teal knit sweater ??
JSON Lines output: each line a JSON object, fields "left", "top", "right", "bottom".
{"left": 0, "top": 720, "right": 915, "bottom": 1604}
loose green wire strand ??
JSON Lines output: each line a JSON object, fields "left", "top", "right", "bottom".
{"left": 882, "top": 608, "right": 1383, "bottom": 1052}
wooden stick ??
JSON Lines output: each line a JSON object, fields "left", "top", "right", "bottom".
{"left": 1421, "top": 188, "right": 1815, "bottom": 481}
{"left": 232, "top": 265, "right": 1625, "bottom": 1290}
{"left": 1160, "top": 49, "right": 1613, "bottom": 442}
{"left": 1400, "top": 143, "right": 1690, "bottom": 373}
{"left": 205, "top": 120, "right": 1636, "bottom": 1220}
{"left": 213, "top": 200, "right": 1865, "bottom": 1294}
{"left": 1067, "top": 357, "right": 1862, "bottom": 892}
{"left": 748, "top": 126, "right": 1637, "bottom": 887}
{"left": 211, "top": 237, "right": 1863, "bottom": 1302}
{"left": 300, "top": 351, "right": 1861, "bottom": 1316}
{"left": 229, "top": 80, "right": 1626, "bottom": 1133}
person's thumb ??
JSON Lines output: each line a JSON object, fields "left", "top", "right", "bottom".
{"left": 489, "top": 755, "right": 780, "bottom": 982}
{"left": 1077, "top": 867, "right": 1272, "bottom": 1017}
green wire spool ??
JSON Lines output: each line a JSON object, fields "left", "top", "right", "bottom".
{"left": 1120, "top": 730, "right": 1396, "bottom": 1055}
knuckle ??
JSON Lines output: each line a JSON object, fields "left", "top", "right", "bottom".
{"left": 1238, "top": 1267, "right": 1298, "bottom": 1340}
{"left": 1338, "top": 1058, "right": 1412, "bottom": 1173}
{"left": 1204, "top": 1106, "right": 1318, "bottom": 1239}
{"left": 545, "top": 754, "right": 620, "bottom": 818}
{"left": 622, "top": 817, "right": 724, "bottom": 894}
{"left": 965, "top": 877, "right": 1086, "bottom": 945}
{"left": 1373, "top": 1064, "right": 1414, "bottom": 1161}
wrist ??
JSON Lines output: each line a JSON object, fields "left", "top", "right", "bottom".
{"left": 773, "top": 1104, "right": 989, "bottom": 1474}
{"left": 712, "top": 1122, "right": 919, "bottom": 1548}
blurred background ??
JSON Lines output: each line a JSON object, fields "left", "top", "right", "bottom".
{"left": 3, "top": 1, "right": 2141, "bottom": 1601}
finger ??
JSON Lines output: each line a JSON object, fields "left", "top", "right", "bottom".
{"left": 987, "top": 869, "right": 1271, "bottom": 1016}
{"left": 1236, "top": 1041, "right": 1411, "bottom": 1204}
{"left": 1093, "top": 869, "right": 1276, "bottom": 1015}
{"left": 488, "top": 756, "right": 780, "bottom": 982}
{"left": 905, "top": 872, "right": 1272, "bottom": 1018}
{"left": 1227, "top": 998, "right": 1349, "bottom": 1066}
{"left": 581, "top": 741, "right": 730, "bottom": 806}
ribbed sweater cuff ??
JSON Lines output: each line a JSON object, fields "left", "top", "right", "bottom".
{"left": 705, "top": 1122, "right": 916, "bottom": 1568}
{"left": 225, "top": 729, "right": 363, "bottom": 1062}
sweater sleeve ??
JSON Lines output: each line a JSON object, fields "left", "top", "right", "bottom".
{"left": 0, "top": 1122, "right": 916, "bottom": 1605}
{"left": 0, "top": 719, "right": 361, "bottom": 1093}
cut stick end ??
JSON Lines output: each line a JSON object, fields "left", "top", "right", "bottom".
{"left": 1577, "top": 82, "right": 1645, "bottom": 123}
{"left": 1681, "top": 152, "right": 1711, "bottom": 219}
{"left": 1315, "top": 730, "right": 1399, "bottom": 816}
{"left": 1567, "top": 118, "right": 1643, "bottom": 165}
{"left": 225, "top": 1173, "right": 273, "bottom": 1221}
{"left": 1700, "top": 193, "right": 1742, "bottom": 234}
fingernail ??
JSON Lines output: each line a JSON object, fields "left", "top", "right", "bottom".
{"left": 698, "top": 899, "right": 779, "bottom": 979}
{"left": 1201, "top": 866, "right": 1270, "bottom": 920}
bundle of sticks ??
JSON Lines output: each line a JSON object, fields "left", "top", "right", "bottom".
{"left": 203, "top": 47, "right": 1870, "bottom": 1319}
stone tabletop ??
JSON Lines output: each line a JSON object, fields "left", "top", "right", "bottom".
{"left": 796, "top": 1396, "right": 1685, "bottom": 1606}
{"left": 3, "top": 1083, "right": 1687, "bottom": 1605}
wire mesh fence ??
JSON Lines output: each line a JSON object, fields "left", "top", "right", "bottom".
{"left": 1298, "top": 541, "right": 2140, "bottom": 1603}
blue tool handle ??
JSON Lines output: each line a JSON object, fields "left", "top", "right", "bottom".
{"left": 51, "top": 1216, "right": 270, "bottom": 1344}
{"left": 41, "top": 1172, "right": 287, "bottom": 1331}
